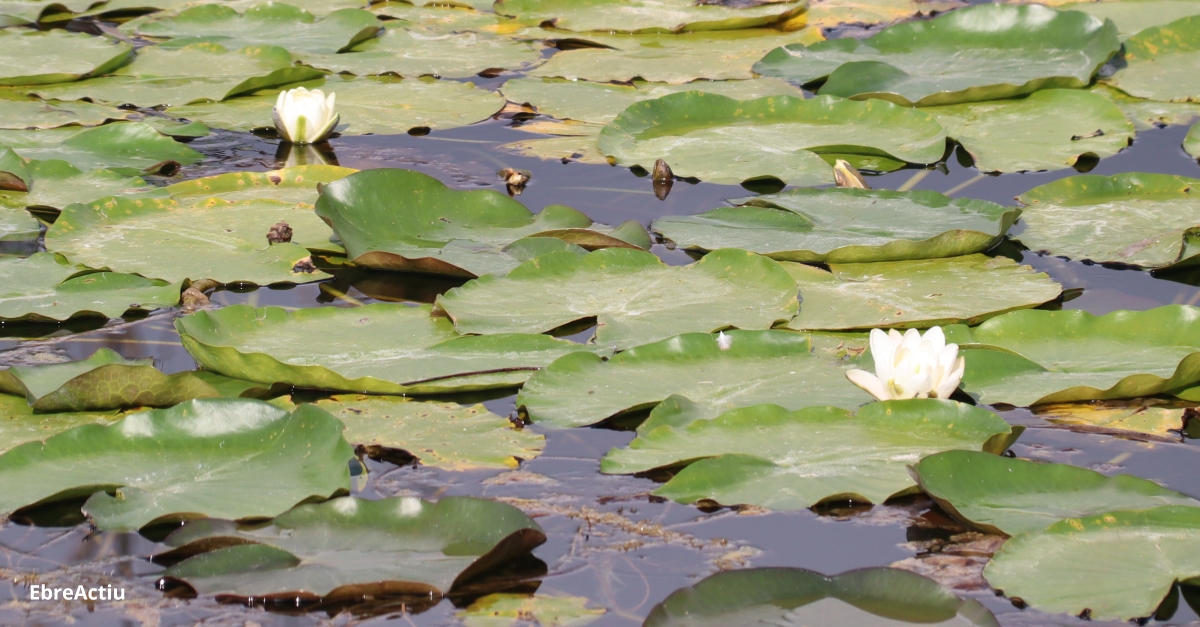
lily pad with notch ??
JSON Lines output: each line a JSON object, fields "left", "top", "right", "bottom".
{"left": 0, "top": 122, "right": 202, "bottom": 176}
{"left": 134, "top": 2, "right": 383, "bottom": 55}
{"left": 303, "top": 394, "right": 546, "bottom": 470}
{"left": 911, "top": 450, "right": 1200, "bottom": 536}
{"left": 597, "top": 92, "right": 946, "bottom": 185}
{"left": 315, "top": 168, "right": 648, "bottom": 278}
{"left": 176, "top": 303, "right": 612, "bottom": 395}
{"left": 925, "top": 89, "right": 1135, "bottom": 173}
{"left": 156, "top": 496, "right": 546, "bottom": 602}
{"left": 753, "top": 4, "right": 1120, "bottom": 106}
{"left": 0, "top": 253, "right": 182, "bottom": 323}
{"left": 1106, "top": 14, "right": 1200, "bottom": 102}
{"left": 0, "top": 29, "right": 132, "bottom": 86}
{"left": 434, "top": 248, "right": 799, "bottom": 350}
{"left": 493, "top": 0, "right": 806, "bottom": 34}
{"left": 0, "top": 347, "right": 218, "bottom": 413}
{"left": 643, "top": 565, "right": 1001, "bottom": 627}
{"left": 780, "top": 254, "right": 1062, "bottom": 331}
{"left": 604, "top": 398, "right": 1016, "bottom": 511}
{"left": 943, "top": 305, "right": 1200, "bottom": 407}
{"left": 45, "top": 195, "right": 335, "bottom": 285}
{"left": 0, "top": 398, "right": 354, "bottom": 531}
{"left": 1015, "top": 172, "right": 1200, "bottom": 270}
{"left": 517, "top": 330, "right": 873, "bottom": 429}
{"left": 652, "top": 188, "right": 1018, "bottom": 264}
{"left": 984, "top": 506, "right": 1200, "bottom": 621}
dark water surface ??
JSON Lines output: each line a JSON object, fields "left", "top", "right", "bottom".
{"left": 2, "top": 83, "right": 1200, "bottom": 627}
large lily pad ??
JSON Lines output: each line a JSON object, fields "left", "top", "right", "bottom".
{"left": 45, "top": 196, "right": 334, "bottom": 285}
{"left": 1107, "top": 15, "right": 1200, "bottom": 102}
{"left": 0, "top": 398, "right": 353, "bottom": 531}
{"left": 0, "top": 29, "right": 132, "bottom": 86}
{"left": 0, "top": 158, "right": 159, "bottom": 214}
{"left": 306, "top": 395, "right": 545, "bottom": 470}
{"left": 0, "top": 0, "right": 98, "bottom": 26}
{"left": 25, "top": 43, "right": 325, "bottom": 107}
{"left": 0, "top": 348, "right": 218, "bottom": 413}
{"left": 1015, "top": 173, "right": 1200, "bottom": 270}
{"left": 176, "top": 303, "right": 610, "bottom": 395}
{"left": 158, "top": 496, "right": 545, "bottom": 599}
{"left": 315, "top": 168, "right": 645, "bottom": 278}
{"left": 0, "top": 253, "right": 182, "bottom": 322}
{"left": 493, "top": 0, "right": 805, "bottom": 33}
{"left": 168, "top": 75, "right": 505, "bottom": 135}
{"left": 781, "top": 255, "right": 1062, "bottom": 331}
{"left": 652, "top": 188, "right": 1018, "bottom": 264}
{"left": 529, "top": 29, "right": 825, "bottom": 84}
{"left": 944, "top": 306, "right": 1200, "bottom": 407}
{"left": 984, "top": 506, "right": 1200, "bottom": 620}
{"left": 912, "top": 450, "right": 1200, "bottom": 536}
{"left": 925, "top": 89, "right": 1134, "bottom": 173}
{"left": 806, "top": 0, "right": 965, "bottom": 29}
{"left": 644, "top": 566, "right": 1000, "bottom": 627}
{"left": 517, "top": 330, "right": 873, "bottom": 428}
{"left": 500, "top": 77, "right": 803, "bottom": 125}
{"left": 0, "top": 123, "right": 203, "bottom": 176}
{"left": 135, "top": 3, "right": 383, "bottom": 54}
{"left": 435, "top": 248, "right": 799, "bottom": 349}
{"left": 753, "top": 4, "right": 1120, "bottom": 106}
{"left": 302, "top": 25, "right": 545, "bottom": 79}
{"left": 0, "top": 98, "right": 133, "bottom": 130}
{"left": 164, "top": 165, "right": 355, "bottom": 206}
{"left": 597, "top": 93, "right": 946, "bottom": 185}
{"left": 603, "top": 399, "right": 1014, "bottom": 510}
{"left": 1062, "top": 0, "right": 1200, "bottom": 39}
{"left": 0, "top": 394, "right": 120, "bottom": 455}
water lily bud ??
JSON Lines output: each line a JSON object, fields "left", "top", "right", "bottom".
{"left": 833, "top": 159, "right": 870, "bottom": 189}
{"left": 845, "top": 327, "right": 965, "bottom": 401}
{"left": 273, "top": 87, "right": 339, "bottom": 145}
{"left": 717, "top": 330, "right": 732, "bottom": 350}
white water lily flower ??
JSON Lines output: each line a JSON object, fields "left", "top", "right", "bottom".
{"left": 273, "top": 87, "right": 339, "bottom": 145}
{"left": 845, "top": 327, "right": 965, "bottom": 401}
{"left": 717, "top": 331, "right": 732, "bottom": 350}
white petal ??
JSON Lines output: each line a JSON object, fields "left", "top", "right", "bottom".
{"left": 923, "top": 326, "right": 946, "bottom": 353}
{"left": 899, "top": 328, "right": 923, "bottom": 353}
{"left": 869, "top": 328, "right": 897, "bottom": 381}
{"left": 847, "top": 369, "right": 892, "bottom": 401}
{"left": 934, "top": 355, "right": 966, "bottom": 399}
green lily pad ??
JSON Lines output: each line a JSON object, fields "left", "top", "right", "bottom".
{"left": 517, "top": 330, "right": 873, "bottom": 428}
{"left": 45, "top": 195, "right": 334, "bottom": 285}
{"left": 158, "top": 496, "right": 545, "bottom": 599}
{"left": 0, "top": 158, "right": 160, "bottom": 214}
{"left": 0, "top": 394, "right": 120, "bottom": 455}
{"left": 1090, "top": 85, "right": 1200, "bottom": 130}
{"left": 753, "top": 4, "right": 1120, "bottom": 106}
{"left": 302, "top": 25, "right": 545, "bottom": 79}
{"left": 944, "top": 306, "right": 1200, "bottom": 407}
{"left": 1187, "top": 121, "right": 1199, "bottom": 157}
{"left": 493, "top": 0, "right": 805, "bottom": 33}
{"left": 499, "top": 131, "right": 610, "bottom": 165}
{"left": 459, "top": 594, "right": 605, "bottom": 627}
{"left": 135, "top": 3, "right": 383, "bottom": 55}
{"left": 1061, "top": 0, "right": 1200, "bottom": 39}
{"left": 1034, "top": 399, "right": 1194, "bottom": 440}
{"left": 307, "top": 394, "right": 545, "bottom": 470}
{"left": 603, "top": 399, "right": 1015, "bottom": 511}
{"left": 644, "top": 566, "right": 1001, "bottom": 627}
{"left": 597, "top": 93, "right": 946, "bottom": 185}
{"left": 0, "top": 29, "right": 132, "bottom": 86}
{"left": 164, "top": 165, "right": 356, "bottom": 206}
{"left": 434, "top": 248, "right": 799, "bottom": 350}
{"left": 912, "top": 450, "right": 1200, "bottom": 537}
{"left": 529, "top": 29, "right": 826, "bottom": 84}
{"left": 1107, "top": 15, "right": 1200, "bottom": 102}
{"left": 0, "top": 398, "right": 353, "bottom": 531}
{"left": 500, "top": 77, "right": 804, "bottom": 125}
{"left": 925, "top": 89, "right": 1134, "bottom": 173}
{"left": 168, "top": 75, "right": 505, "bottom": 135}
{"left": 781, "top": 255, "right": 1062, "bottom": 331}
{"left": 1015, "top": 173, "right": 1200, "bottom": 270}
{"left": 0, "top": 0, "right": 98, "bottom": 26}
{"left": 0, "top": 98, "right": 133, "bottom": 130}
{"left": 25, "top": 43, "right": 325, "bottom": 107}
{"left": 315, "top": 168, "right": 645, "bottom": 278}
{"left": 0, "top": 348, "right": 218, "bottom": 413}
{"left": 176, "top": 303, "right": 611, "bottom": 395}
{"left": 652, "top": 188, "right": 1018, "bottom": 264}
{"left": 806, "top": 0, "right": 965, "bottom": 29}
{"left": 0, "top": 122, "right": 202, "bottom": 176}
{"left": 984, "top": 506, "right": 1200, "bottom": 620}
{"left": 0, "top": 207, "right": 39, "bottom": 241}
{"left": 0, "top": 253, "right": 182, "bottom": 322}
